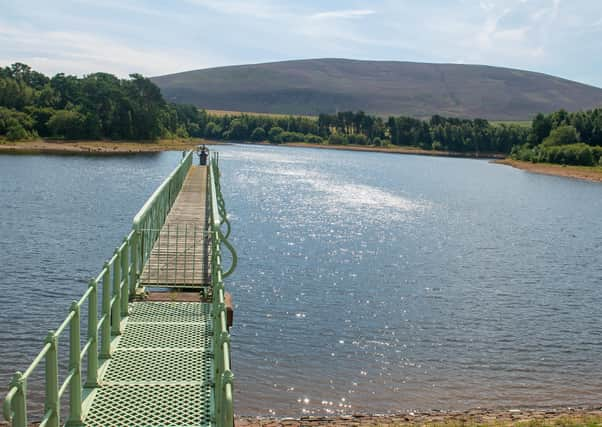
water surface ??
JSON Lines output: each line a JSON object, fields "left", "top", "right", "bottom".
{"left": 1, "top": 146, "right": 601, "bottom": 416}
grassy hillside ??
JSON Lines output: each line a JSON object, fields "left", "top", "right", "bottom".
{"left": 152, "top": 58, "right": 602, "bottom": 120}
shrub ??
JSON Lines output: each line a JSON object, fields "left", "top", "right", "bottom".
{"left": 304, "top": 134, "right": 323, "bottom": 144}
{"left": 510, "top": 144, "right": 536, "bottom": 162}
{"left": 175, "top": 125, "right": 189, "bottom": 138}
{"left": 47, "top": 109, "right": 86, "bottom": 139}
{"left": 372, "top": 137, "right": 384, "bottom": 147}
{"left": 347, "top": 134, "right": 368, "bottom": 145}
{"left": 280, "top": 131, "right": 305, "bottom": 142}
{"left": 204, "top": 122, "right": 222, "bottom": 139}
{"left": 26, "top": 106, "right": 55, "bottom": 137}
{"left": 0, "top": 107, "right": 35, "bottom": 138}
{"left": 431, "top": 140, "right": 443, "bottom": 151}
{"left": 539, "top": 143, "right": 594, "bottom": 166}
{"left": 328, "top": 134, "right": 348, "bottom": 145}
{"left": 268, "top": 126, "right": 284, "bottom": 143}
{"left": 590, "top": 146, "right": 602, "bottom": 164}
{"left": 6, "top": 120, "right": 29, "bottom": 141}
{"left": 250, "top": 127, "right": 266, "bottom": 141}
{"left": 227, "top": 118, "right": 248, "bottom": 140}
{"left": 541, "top": 125, "right": 579, "bottom": 147}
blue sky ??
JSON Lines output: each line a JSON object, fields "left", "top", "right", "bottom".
{"left": 1, "top": 0, "right": 601, "bottom": 87}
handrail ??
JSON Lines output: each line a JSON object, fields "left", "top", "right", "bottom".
{"left": 3, "top": 153, "right": 193, "bottom": 427}
{"left": 133, "top": 151, "right": 193, "bottom": 269}
{"left": 209, "top": 158, "right": 238, "bottom": 278}
{"left": 208, "top": 153, "right": 237, "bottom": 427}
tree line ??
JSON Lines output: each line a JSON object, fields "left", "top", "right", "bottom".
{"left": 1, "top": 63, "right": 601, "bottom": 164}
{"left": 0, "top": 63, "right": 194, "bottom": 141}
{"left": 511, "top": 109, "right": 602, "bottom": 166}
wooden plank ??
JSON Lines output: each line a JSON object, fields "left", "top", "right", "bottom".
{"left": 139, "top": 165, "right": 211, "bottom": 287}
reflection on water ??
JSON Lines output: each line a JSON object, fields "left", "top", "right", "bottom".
{"left": 1, "top": 145, "right": 602, "bottom": 417}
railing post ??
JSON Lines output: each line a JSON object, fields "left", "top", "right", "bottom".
{"left": 121, "top": 238, "right": 129, "bottom": 317}
{"left": 9, "top": 372, "right": 27, "bottom": 427}
{"left": 45, "top": 331, "right": 60, "bottom": 427}
{"left": 112, "top": 249, "right": 122, "bottom": 336}
{"left": 101, "top": 263, "right": 111, "bottom": 358}
{"left": 67, "top": 302, "right": 83, "bottom": 426}
{"left": 223, "top": 371, "right": 234, "bottom": 427}
{"left": 86, "top": 279, "right": 99, "bottom": 388}
{"left": 130, "top": 231, "right": 139, "bottom": 294}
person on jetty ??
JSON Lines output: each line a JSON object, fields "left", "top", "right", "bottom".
{"left": 197, "top": 144, "right": 209, "bottom": 165}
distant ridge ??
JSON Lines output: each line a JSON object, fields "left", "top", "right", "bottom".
{"left": 151, "top": 58, "right": 602, "bottom": 120}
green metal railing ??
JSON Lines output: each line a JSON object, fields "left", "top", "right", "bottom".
{"left": 208, "top": 152, "right": 237, "bottom": 427}
{"left": 134, "top": 151, "right": 193, "bottom": 266}
{"left": 3, "top": 152, "right": 194, "bottom": 427}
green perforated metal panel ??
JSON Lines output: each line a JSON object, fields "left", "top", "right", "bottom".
{"left": 119, "top": 322, "right": 212, "bottom": 348}
{"left": 83, "top": 302, "right": 215, "bottom": 427}
{"left": 84, "top": 383, "right": 213, "bottom": 427}
{"left": 129, "top": 302, "right": 211, "bottom": 323}
{"left": 103, "top": 349, "right": 213, "bottom": 383}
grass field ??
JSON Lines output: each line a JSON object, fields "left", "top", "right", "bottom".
{"left": 491, "top": 120, "right": 532, "bottom": 127}
{"left": 207, "top": 110, "right": 535, "bottom": 126}
{"left": 207, "top": 109, "right": 317, "bottom": 119}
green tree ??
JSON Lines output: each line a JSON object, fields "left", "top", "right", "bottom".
{"left": 268, "top": 126, "right": 284, "bottom": 143}
{"left": 47, "top": 110, "right": 86, "bottom": 139}
{"left": 250, "top": 127, "right": 266, "bottom": 141}
{"left": 541, "top": 125, "right": 579, "bottom": 147}
{"left": 227, "top": 119, "right": 248, "bottom": 140}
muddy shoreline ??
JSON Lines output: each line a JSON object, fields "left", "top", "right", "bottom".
{"left": 0, "top": 138, "right": 222, "bottom": 155}
{"left": 495, "top": 159, "right": 602, "bottom": 183}
{"left": 235, "top": 407, "right": 602, "bottom": 426}
{"left": 3, "top": 407, "right": 601, "bottom": 427}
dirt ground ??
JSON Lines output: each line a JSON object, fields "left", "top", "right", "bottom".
{"left": 494, "top": 159, "right": 602, "bottom": 183}
{"left": 235, "top": 408, "right": 602, "bottom": 426}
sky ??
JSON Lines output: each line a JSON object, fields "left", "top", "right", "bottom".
{"left": 1, "top": 0, "right": 602, "bottom": 87}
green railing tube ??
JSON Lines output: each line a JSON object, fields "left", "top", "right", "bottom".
{"left": 133, "top": 151, "right": 192, "bottom": 271}
{"left": 224, "top": 381, "right": 234, "bottom": 427}
{"left": 206, "top": 153, "right": 237, "bottom": 427}
{"left": 8, "top": 373, "right": 26, "bottom": 427}
{"left": 45, "top": 332, "right": 59, "bottom": 427}
{"left": 67, "top": 302, "right": 82, "bottom": 426}
{"left": 120, "top": 239, "right": 129, "bottom": 317}
{"left": 111, "top": 250, "right": 121, "bottom": 336}
{"left": 219, "top": 232, "right": 237, "bottom": 279}
{"left": 86, "top": 279, "right": 99, "bottom": 388}
{"left": 101, "top": 264, "right": 111, "bottom": 359}
{"left": 130, "top": 232, "right": 138, "bottom": 294}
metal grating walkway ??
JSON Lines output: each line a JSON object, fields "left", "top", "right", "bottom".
{"left": 140, "top": 165, "right": 210, "bottom": 287}
{"left": 83, "top": 302, "right": 214, "bottom": 427}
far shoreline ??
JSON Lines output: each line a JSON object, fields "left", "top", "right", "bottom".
{"left": 0, "top": 138, "right": 504, "bottom": 159}
{"left": 0, "top": 139, "right": 223, "bottom": 155}
{"left": 494, "top": 158, "right": 602, "bottom": 183}
{"left": 3, "top": 139, "right": 602, "bottom": 184}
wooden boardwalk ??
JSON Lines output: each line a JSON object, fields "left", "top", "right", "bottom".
{"left": 139, "top": 165, "right": 209, "bottom": 287}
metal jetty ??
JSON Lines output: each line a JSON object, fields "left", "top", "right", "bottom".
{"left": 3, "top": 151, "right": 237, "bottom": 427}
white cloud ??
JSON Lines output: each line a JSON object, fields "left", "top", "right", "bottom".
{"left": 1, "top": 0, "right": 601, "bottom": 87}
{"left": 0, "top": 22, "right": 216, "bottom": 77}
{"left": 310, "top": 9, "right": 376, "bottom": 20}
{"left": 184, "top": 0, "right": 282, "bottom": 19}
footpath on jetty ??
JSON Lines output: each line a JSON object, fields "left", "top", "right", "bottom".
{"left": 2, "top": 151, "right": 237, "bottom": 427}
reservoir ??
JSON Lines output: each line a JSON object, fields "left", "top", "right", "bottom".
{"left": 1, "top": 145, "right": 601, "bottom": 416}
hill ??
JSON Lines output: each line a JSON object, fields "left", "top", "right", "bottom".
{"left": 151, "top": 58, "right": 602, "bottom": 120}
